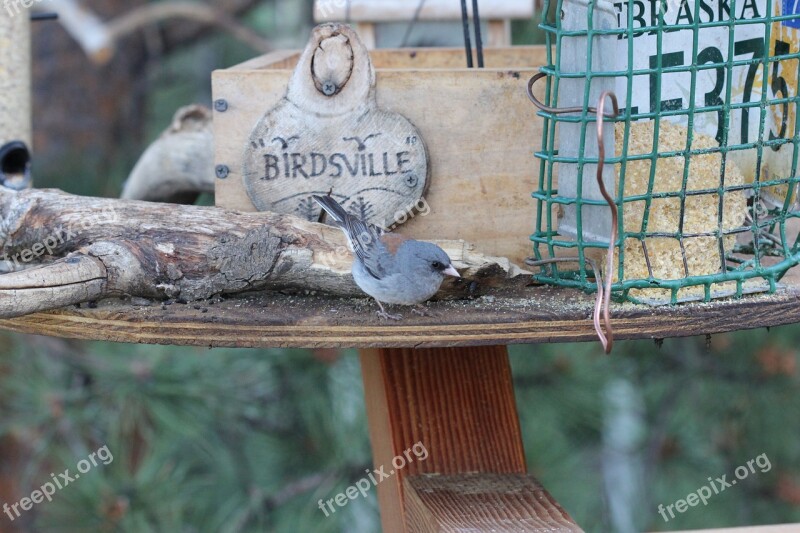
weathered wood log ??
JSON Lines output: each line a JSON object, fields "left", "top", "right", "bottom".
{"left": 121, "top": 105, "right": 215, "bottom": 203}
{"left": 0, "top": 188, "right": 525, "bottom": 318}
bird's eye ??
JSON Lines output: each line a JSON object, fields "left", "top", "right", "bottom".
{"left": 431, "top": 261, "right": 442, "bottom": 270}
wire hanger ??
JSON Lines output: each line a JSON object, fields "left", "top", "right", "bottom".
{"left": 460, "top": 0, "right": 484, "bottom": 68}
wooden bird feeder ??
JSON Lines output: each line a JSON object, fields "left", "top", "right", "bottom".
{"left": 3, "top": 4, "right": 800, "bottom": 532}
{"left": 213, "top": 27, "right": 542, "bottom": 266}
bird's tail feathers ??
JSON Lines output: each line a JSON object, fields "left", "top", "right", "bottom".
{"left": 312, "top": 195, "right": 350, "bottom": 225}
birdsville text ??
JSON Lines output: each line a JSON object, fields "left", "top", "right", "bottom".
{"left": 261, "top": 151, "right": 414, "bottom": 180}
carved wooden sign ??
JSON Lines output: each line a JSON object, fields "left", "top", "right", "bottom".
{"left": 243, "top": 23, "right": 429, "bottom": 228}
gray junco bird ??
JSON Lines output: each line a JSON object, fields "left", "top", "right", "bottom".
{"left": 313, "top": 195, "right": 460, "bottom": 320}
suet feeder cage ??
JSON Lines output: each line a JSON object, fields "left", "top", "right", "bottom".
{"left": 531, "top": 0, "right": 800, "bottom": 305}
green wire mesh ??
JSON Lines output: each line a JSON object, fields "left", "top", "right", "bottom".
{"left": 532, "top": 0, "right": 800, "bottom": 305}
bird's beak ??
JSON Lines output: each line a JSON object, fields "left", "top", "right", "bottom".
{"left": 443, "top": 265, "right": 461, "bottom": 278}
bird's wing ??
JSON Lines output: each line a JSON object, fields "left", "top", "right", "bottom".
{"left": 312, "top": 195, "right": 387, "bottom": 279}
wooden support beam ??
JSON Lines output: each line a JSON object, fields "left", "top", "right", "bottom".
{"left": 404, "top": 474, "right": 581, "bottom": 532}
{"left": 360, "top": 346, "right": 582, "bottom": 532}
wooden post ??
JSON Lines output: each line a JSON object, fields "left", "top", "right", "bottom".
{"left": 0, "top": 7, "right": 32, "bottom": 189}
{"left": 360, "top": 346, "right": 582, "bottom": 532}
{"left": 0, "top": 13, "right": 30, "bottom": 527}
{"left": 487, "top": 19, "right": 512, "bottom": 47}
{"left": 0, "top": 10, "right": 31, "bottom": 147}
{"left": 355, "top": 22, "right": 377, "bottom": 49}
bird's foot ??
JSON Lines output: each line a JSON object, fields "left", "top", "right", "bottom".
{"left": 377, "top": 310, "right": 403, "bottom": 321}
{"left": 375, "top": 301, "right": 402, "bottom": 321}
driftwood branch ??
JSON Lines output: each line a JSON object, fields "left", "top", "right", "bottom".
{"left": 0, "top": 189, "right": 526, "bottom": 319}
{"left": 121, "top": 105, "right": 215, "bottom": 203}
{"left": 38, "top": 0, "right": 271, "bottom": 64}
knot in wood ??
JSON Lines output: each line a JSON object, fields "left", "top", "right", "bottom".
{"left": 311, "top": 33, "right": 354, "bottom": 97}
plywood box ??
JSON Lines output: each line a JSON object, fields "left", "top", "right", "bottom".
{"left": 212, "top": 45, "right": 546, "bottom": 265}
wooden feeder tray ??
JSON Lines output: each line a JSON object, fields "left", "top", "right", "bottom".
{"left": 3, "top": 280, "right": 800, "bottom": 348}
{"left": 3, "top": 35, "right": 800, "bottom": 348}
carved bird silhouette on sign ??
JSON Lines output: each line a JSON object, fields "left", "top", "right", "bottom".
{"left": 343, "top": 134, "right": 382, "bottom": 151}
{"left": 272, "top": 136, "right": 300, "bottom": 150}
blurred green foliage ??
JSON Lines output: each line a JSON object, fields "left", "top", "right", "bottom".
{"left": 0, "top": 335, "right": 376, "bottom": 532}
{"left": 1, "top": 329, "right": 799, "bottom": 531}
{"left": 511, "top": 333, "right": 800, "bottom": 531}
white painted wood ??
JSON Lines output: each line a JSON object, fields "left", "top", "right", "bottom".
{"left": 314, "top": 0, "right": 533, "bottom": 23}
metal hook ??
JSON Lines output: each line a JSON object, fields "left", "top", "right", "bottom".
{"left": 527, "top": 72, "right": 618, "bottom": 118}
{"left": 594, "top": 91, "right": 621, "bottom": 354}
{"left": 527, "top": 75, "right": 621, "bottom": 354}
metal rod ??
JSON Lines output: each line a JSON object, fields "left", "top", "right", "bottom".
{"left": 31, "top": 13, "right": 58, "bottom": 21}
{"left": 472, "top": 0, "right": 484, "bottom": 67}
{"left": 460, "top": 0, "right": 473, "bottom": 68}
{"left": 400, "top": 0, "right": 426, "bottom": 48}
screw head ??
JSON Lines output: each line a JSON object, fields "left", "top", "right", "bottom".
{"left": 404, "top": 174, "right": 418, "bottom": 188}
{"left": 215, "top": 165, "right": 230, "bottom": 179}
{"left": 321, "top": 82, "right": 337, "bottom": 96}
{"left": 214, "top": 99, "right": 229, "bottom": 112}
